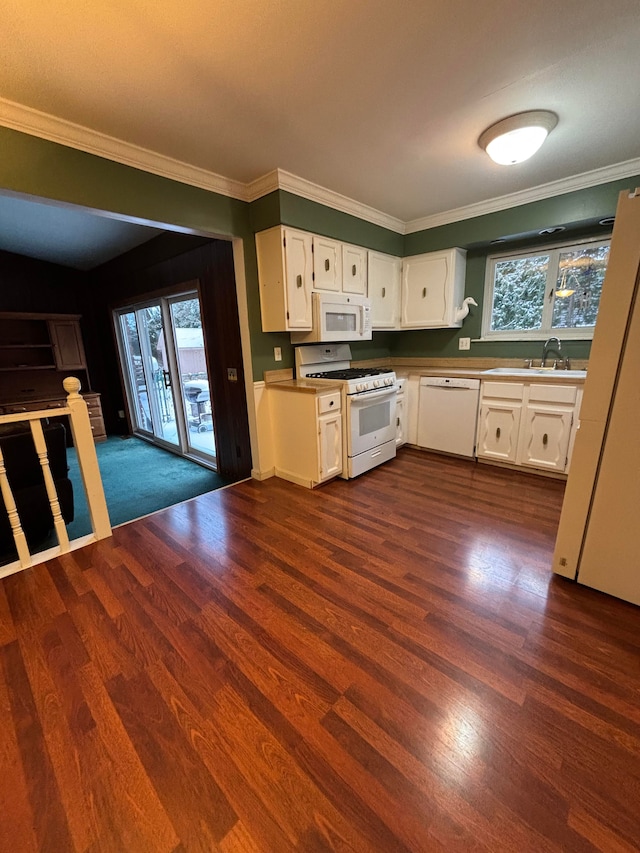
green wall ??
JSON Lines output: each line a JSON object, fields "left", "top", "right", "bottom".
{"left": 396, "top": 175, "right": 640, "bottom": 361}
{"left": 1, "top": 125, "right": 638, "bottom": 376}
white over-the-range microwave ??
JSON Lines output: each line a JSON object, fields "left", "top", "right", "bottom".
{"left": 290, "top": 292, "right": 372, "bottom": 344}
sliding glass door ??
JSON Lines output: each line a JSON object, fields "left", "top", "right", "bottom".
{"left": 115, "top": 291, "right": 216, "bottom": 467}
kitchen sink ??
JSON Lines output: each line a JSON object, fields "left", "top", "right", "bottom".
{"left": 482, "top": 367, "right": 587, "bottom": 377}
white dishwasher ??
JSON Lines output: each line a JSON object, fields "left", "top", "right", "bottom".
{"left": 418, "top": 376, "right": 480, "bottom": 457}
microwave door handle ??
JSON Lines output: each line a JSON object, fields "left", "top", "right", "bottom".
{"left": 360, "top": 304, "right": 365, "bottom": 335}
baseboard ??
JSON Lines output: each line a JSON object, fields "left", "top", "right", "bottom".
{"left": 273, "top": 468, "right": 314, "bottom": 489}
{"left": 251, "top": 467, "right": 275, "bottom": 481}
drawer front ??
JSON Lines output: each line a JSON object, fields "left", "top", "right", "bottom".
{"left": 317, "top": 391, "right": 341, "bottom": 415}
{"left": 481, "top": 381, "right": 525, "bottom": 401}
{"left": 528, "top": 383, "right": 577, "bottom": 405}
{"left": 2, "top": 399, "right": 65, "bottom": 414}
{"left": 89, "top": 414, "right": 106, "bottom": 439}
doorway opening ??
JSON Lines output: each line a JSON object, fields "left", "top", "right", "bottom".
{"left": 114, "top": 289, "right": 217, "bottom": 469}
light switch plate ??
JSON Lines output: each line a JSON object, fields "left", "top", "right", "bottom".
{"left": 459, "top": 337, "right": 471, "bottom": 351}
{"left": 274, "top": 346, "right": 282, "bottom": 361}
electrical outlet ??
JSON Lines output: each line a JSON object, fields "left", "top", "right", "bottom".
{"left": 459, "top": 337, "right": 471, "bottom": 351}
{"left": 274, "top": 346, "right": 282, "bottom": 362}
{"left": 117, "top": 410, "right": 125, "bottom": 418}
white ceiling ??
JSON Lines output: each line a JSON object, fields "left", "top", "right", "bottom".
{"left": 0, "top": 194, "right": 164, "bottom": 269}
{"left": 2, "top": 0, "right": 640, "bottom": 241}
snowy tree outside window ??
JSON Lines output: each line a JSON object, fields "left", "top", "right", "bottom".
{"left": 483, "top": 238, "right": 610, "bottom": 340}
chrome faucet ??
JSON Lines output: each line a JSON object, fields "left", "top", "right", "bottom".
{"left": 541, "top": 336, "right": 562, "bottom": 367}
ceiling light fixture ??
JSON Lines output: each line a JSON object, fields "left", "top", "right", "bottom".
{"left": 479, "top": 110, "right": 558, "bottom": 165}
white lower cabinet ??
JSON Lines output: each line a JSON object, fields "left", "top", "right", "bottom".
{"left": 519, "top": 405, "right": 573, "bottom": 471}
{"left": 395, "top": 378, "right": 406, "bottom": 446}
{"left": 477, "top": 401, "right": 522, "bottom": 462}
{"left": 270, "top": 387, "right": 343, "bottom": 488}
{"left": 477, "top": 380, "right": 579, "bottom": 473}
{"left": 318, "top": 411, "right": 343, "bottom": 479}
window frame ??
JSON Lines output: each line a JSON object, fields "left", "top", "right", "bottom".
{"left": 481, "top": 235, "right": 611, "bottom": 341}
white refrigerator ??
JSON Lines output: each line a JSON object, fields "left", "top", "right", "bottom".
{"left": 553, "top": 187, "right": 640, "bottom": 606}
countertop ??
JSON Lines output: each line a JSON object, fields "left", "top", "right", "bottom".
{"left": 400, "top": 367, "right": 588, "bottom": 384}
{"left": 263, "top": 360, "right": 588, "bottom": 390}
{"left": 267, "top": 378, "right": 342, "bottom": 395}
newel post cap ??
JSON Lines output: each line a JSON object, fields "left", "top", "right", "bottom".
{"left": 63, "top": 376, "right": 82, "bottom": 397}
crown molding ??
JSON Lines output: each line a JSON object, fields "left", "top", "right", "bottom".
{"left": 274, "top": 169, "right": 405, "bottom": 233}
{"left": 2, "top": 97, "right": 639, "bottom": 237}
{"left": 0, "top": 97, "right": 248, "bottom": 200}
{"left": 244, "top": 169, "right": 280, "bottom": 201}
{"left": 0, "top": 99, "right": 405, "bottom": 231}
{"left": 404, "top": 157, "right": 640, "bottom": 233}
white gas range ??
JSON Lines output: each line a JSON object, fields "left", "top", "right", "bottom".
{"left": 295, "top": 344, "right": 398, "bottom": 479}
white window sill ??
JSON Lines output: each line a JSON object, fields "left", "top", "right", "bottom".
{"left": 475, "top": 329, "right": 595, "bottom": 343}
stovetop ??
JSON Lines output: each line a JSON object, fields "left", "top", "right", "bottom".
{"left": 294, "top": 344, "right": 396, "bottom": 394}
{"left": 305, "top": 367, "right": 392, "bottom": 380}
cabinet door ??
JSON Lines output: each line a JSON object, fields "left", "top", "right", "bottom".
{"left": 284, "top": 229, "right": 313, "bottom": 328}
{"left": 395, "top": 395, "right": 405, "bottom": 446}
{"left": 313, "top": 236, "right": 342, "bottom": 291}
{"left": 369, "top": 251, "right": 401, "bottom": 329}
{"left": 48, "top": 319, "right": 86, "bottom": 370}
{"left": 401, "top": 249, "right": 466, "bottom": 328}
{"left": 519, "top": 405, "right": 573, "bottom": 472}
{"left": 318, "top": 412, "right": 342, "bottom": 481}
{"left": 401, "top": 253, "right": 450, "bottom": 327}
{"left": 477, "top": 402, "right": 522, "bottom": 462}
{"left": 342, "top": 244, "right": 367, "bottom": 295}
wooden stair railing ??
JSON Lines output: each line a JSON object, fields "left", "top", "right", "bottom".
{"left": 0, "top": 377, "right": 111, "bottom": 574}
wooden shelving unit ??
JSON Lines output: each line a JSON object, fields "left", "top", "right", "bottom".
{"left": 0, "top": 312, "right": 106, "bottom": 442}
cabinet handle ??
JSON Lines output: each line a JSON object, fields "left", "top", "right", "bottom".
{"left": 422, "top": 287, "right": 427, "bottom": 298}
{"left": 397, "top": 417, "right": 400, "bottom": 426}
{"left": 352, "top": 264, "right": 357, "bottom": 276}
{"left": 543, "top": 433, "right": 548, "bottom": 446}
{"left": 496, "top": 427, "right": 501, "bottom": 439}
{"left": 325, "top": 258, "right": 330, "bottom": 272}
{"left": 382, "top": 287, "right": 386, "bottom": 298}
{"left": 296, "top": 274, "right": 302, "bottom": 288}
{"left": 329, "top": 400, "right": 334, "bottom": 407}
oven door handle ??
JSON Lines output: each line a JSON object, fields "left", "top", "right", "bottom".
{"left": 349, "top": 386, "right": 397, "bottom": 404}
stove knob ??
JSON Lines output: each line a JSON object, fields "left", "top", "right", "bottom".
{"left": 356, "top": 383, "right": 363, "bottom": 392}
{"left": 373, "top": 380, "right": 381, "bottom": 388}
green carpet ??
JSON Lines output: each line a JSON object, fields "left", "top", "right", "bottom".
{"left": 65, "top": 436, "right": 235, "bottom": 539}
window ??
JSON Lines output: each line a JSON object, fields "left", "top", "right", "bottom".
{"left": 482, "top": 237, "right": 610, "bottom": 340}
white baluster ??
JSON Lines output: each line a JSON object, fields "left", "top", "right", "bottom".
{"left": 63, "top": 377, "right": 111, "bottom": 540}
{"left": 0, "top": 445, "right": 32, "bottom": 568}
{"left": 29, "top": 418, "right": 70, "bottom": 553}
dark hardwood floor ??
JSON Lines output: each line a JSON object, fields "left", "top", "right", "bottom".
{"left": 1, "top": 447, "right": 639, "bottom": 852}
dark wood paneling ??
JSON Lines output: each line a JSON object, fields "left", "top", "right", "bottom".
{"left": 2, "top": 450, "right": 640, "bottom": 851}
{"left": 89, "top": 234, "right": 252, "bottom": 480}
{"left": 0, "top": 250, "right": 86, "bottom": 316}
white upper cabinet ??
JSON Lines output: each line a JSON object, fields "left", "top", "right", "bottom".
{"left": 401, "top": 248, "right": 466, "bottom": 328}
{"left": 256, "top": 225, "right": 467, "bottom": 333}
{"left": 341, "top": 243, "right": 367, "bottom": 295}
{"left": 256, "top": 226, "right": 313, "bottom": 331}
{"left": 369, "top": 251, "right": 402, "bottom": 329}
{"left": 312, "top": 236, "right": 342, "bottom": 292}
